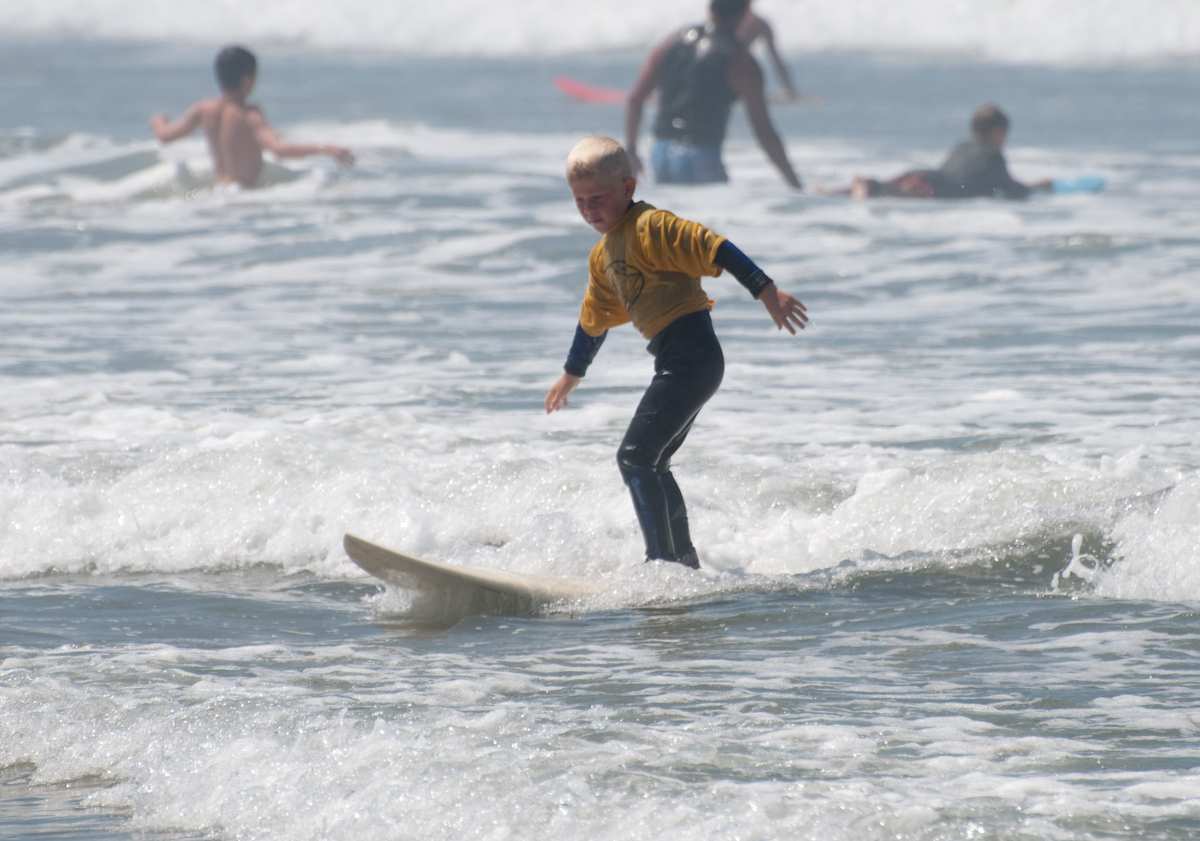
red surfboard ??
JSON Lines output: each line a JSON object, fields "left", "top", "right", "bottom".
{"left": 553, "top": 76, "right": 626, "bottom": 105}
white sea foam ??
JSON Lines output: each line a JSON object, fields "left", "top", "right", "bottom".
{"left": 1, "top": 118, "right": 1198, "bottom": 607}
{"left": 2, "top": 0, "right": 1199, "bottom": 64}
{"left": 1095, "top": 475, "right": 1200, "bottom": 603}
{"left": 4, "top": 615, "right": 1198, "bottom": 841}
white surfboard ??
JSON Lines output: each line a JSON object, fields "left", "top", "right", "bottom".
{"left": 343, "top": 534, "right": 600, "bottom": 614}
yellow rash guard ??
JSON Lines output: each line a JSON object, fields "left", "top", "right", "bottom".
{"left": 579, "top": 201, "right": 726, "bottom": 339}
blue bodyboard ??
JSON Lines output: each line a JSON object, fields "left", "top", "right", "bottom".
{"left": 1052, "top": 176, "right": 1106, "bottom": 194}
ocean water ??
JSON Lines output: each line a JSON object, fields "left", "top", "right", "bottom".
{"left": 2, "top": 3, "right": 1200, "bottom": 840}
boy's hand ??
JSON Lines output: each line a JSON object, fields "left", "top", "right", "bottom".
{"left": 545, "top": 373, "right": 581, "bottom": 413}
{"left": 759, "top": 283, "right": 809, "bottom": 334}
{"left": 149, "top": 114, "right": 171, "bottom": 138}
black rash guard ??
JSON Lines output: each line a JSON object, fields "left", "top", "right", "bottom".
{"left": 652, "top": 24, "right": 738, "bottom": 148}
{"left": 935, "top": 140, "right": 1031, "bottom": 200}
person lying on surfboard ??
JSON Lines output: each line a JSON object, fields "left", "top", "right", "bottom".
{"left": 827, "top": 103, "right": 1055, "bottom": 200}
{"left": 625, "top": 0, "right": 802, "bottom": 189}
{"left": 150, "top": 45, "right": 354, "bottom": 189}
{"left": 544, "top": 136, "right": 808, "bottom": 569}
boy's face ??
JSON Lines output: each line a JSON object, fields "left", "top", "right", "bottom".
{"left": 569, "top": 174, "right": 636, "bottom": 234}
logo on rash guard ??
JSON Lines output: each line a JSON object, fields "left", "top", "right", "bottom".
{"left": 606, "top": 260, "right": 646, "bottom": 310}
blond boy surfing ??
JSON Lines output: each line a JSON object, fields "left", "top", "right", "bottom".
{"left": 546, "top": 136, "right": 807, "bottom": 568}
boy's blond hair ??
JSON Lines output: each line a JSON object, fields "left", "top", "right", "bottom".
{"left": 566, "top": 135, "right": 633, "bottom": 183}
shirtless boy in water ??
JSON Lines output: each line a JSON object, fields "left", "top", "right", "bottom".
{"left": 150, "top": 45, "right": 354, "bottom": 188}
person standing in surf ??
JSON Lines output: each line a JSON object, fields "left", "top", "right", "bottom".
{"left": 625, "top": 0, "right": 803, "bottom": 188}
{"left": 545, "top": 136, "right": 808, "bottom": 569}
{"left": 150, "top": 45, "right": 354, "bottom": 189}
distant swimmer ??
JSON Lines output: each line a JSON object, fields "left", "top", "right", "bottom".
{"left": 625, "top": 0, "right": 803, "bottom": 189}
{"left": 545, "top": 136, "right": 808, "bottom": 569}
{"left": 737, "top": 1, "right": 817, "bottom": 104}
{"left": 149, "top": 45, "right": 354, "bottom": 189}
{"left": 833, "top": 104, "right": 1053, "bottom": 200}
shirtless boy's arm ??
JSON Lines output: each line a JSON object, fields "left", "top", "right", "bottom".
{"left": 248, "top": 109, "right": 355, "bottom": 166}
{"left": 729, "top": 55, "right": 802, "bottom": 190}
{"left": 624, "top": 34, "right": 675, "bottom": 175}
{"left": 150, "top": 103, "right": 203, "bottom": 144}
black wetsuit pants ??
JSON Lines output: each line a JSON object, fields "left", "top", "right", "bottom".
{"left": 617, "top": 310, "right": 724, "bottom": 566}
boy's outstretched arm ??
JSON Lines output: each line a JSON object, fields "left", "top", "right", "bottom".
{"left": 545, "top": 324, "right": 607, "bottom": 413}
{"left": 249, "top": 110, "right": 355, "bottom": 166}
{"left": 715, "top": 240, "right": 809, "bottom": 334}
{"left": 150, "top": 104, "right": 202, "bottom": 144}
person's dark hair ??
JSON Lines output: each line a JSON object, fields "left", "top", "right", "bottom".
{"left": 970, "top": 103, "right": 1010, "bottom": 141}
{"left": 711, "top": 0, "right": 751, "bottom": 25}
{"left": 214, "top": 45, "right": 257, "bottom": 93}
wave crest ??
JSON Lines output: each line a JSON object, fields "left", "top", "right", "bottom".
{"left": 4, "top": 0, "right": 1199, "bottom": 64}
